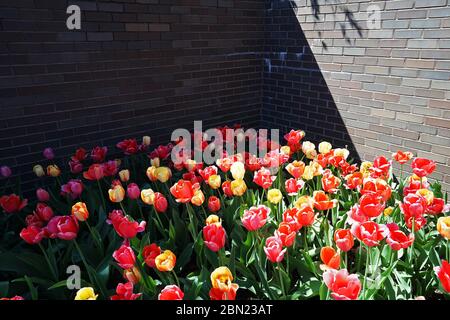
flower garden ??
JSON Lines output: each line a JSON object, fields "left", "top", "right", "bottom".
{"left": 0, "top": 127, "right": 449, "bottom": 301}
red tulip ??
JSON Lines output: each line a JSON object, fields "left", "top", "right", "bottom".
{"left": 209, "top": 284, "right": 238, "bottom": 300}
{"left": 276, "top": 222, "right": 297, "bottom": 247}
{"left": 321, "top": 169, "right": 341, "bottom": 194}
{"left": 91, "top": 146, "right": 107, "bottom": 163}
{"left": 103, "top": 160, "right": 118, "bottom": 177}
{"left": 170, "top": 179, "right": 199, "bottom": 203}
{"left": 386, "top": 224, "right": 414, "bottom": 251}
{"left": 392, "top": 151, "right": 413, "bottom": 165}
{"left": 45, "top": 216, "right": 79, "bottom": 241}
{"left": 313, "top": 191, "right": 336, "bottom": 211}
{"left": 351, "top": 221, "right": 388, "bottom": 247}
{"left": 110, "top": 282, "right": 141, "bottom": 300}
{"left": 411, "top": 158, "right": 436, "bottom": 177}
{"left": 113, "top": 245, "right": 136, "bottom": 269}
{"left": 320, "top": 246, "right": 340, "bottom": 270}
{"left": 69, "top": 159, "right": 83, "bottom": 174}
{"left": 154, "top": 192, "right": 168, "bottom": 213}
{"left": 264, "top": 236, "right": 286, "bottom": 263}
{"left": 323, "top": 269, "right": 361, "bottom": 300}
{"left": 36, "top": 188, "right": 50, "bottom": 202}
{"left": 158, "top": 285, "right": 184, "bottom": 300}
{"left": 203, "top": 224, "right": 226, "bottom": 252}
{"left": 107, "top": 210, "right": 146, "bottom": 239}
{"left": 435, "top": 260, "right": 450, "bottom": 293}
{"left": 241, "top": 205, "right": 269, "bottom": 231}
{"left": 207, "top": 196, "right": 221, "bottom": 212}
{"left": 400, "top": 193, "right": 428, "bottom": 220}
{"left": 285, "top": 178, "right": 304, "bottom": 195}
{"left": 198, "top": 166, "right": 218, "bottom": 182}
{"left": 282, "top": 207, "right": 302, "bottom": 231}
{"left": 253, "top": 167, "right": 276, "bottom": 189}
{"left": 221, "top": 180, "right": 233, "bottom": 197}
{"left": 142, "top": 243, "right": 161, "bottom": 268}
{"left": 369, "top": 156, "right": 391, "bottom": 178}
{"left": 346, "top": 204, "right": 369, "bottom": 225}
{"left": 360, "top": 179, "right": 392, "bottom": 202}
{"left": 284, "top": 129, "right": 305, "bottom": 153}
{"left": 426, "top": 197, "right": 445, "bottom": 215}
{"left": 127, "top": 183, "right": 140, "bottom": 200}
{"left": 83, "top": 164, "right": 104, "bottom": 180}
{"left": 34, "top": 203, "right": 54, "bottom": 222}
{"left": 297, "top": 206, "right": 315, "bottom": 227}
{"left": 334, "top": 229, "right": 354, "bottom": 252}
{"left": 345, "top": 172, "right": 363, "bottom": 190}
{"left": 116, "top": 138, "right": 139, "bottom": 155}
{"left": 0, "top": 194, "right": 27, "bottom": 213}
{"left": 359, "top": 193, "right": 385, "bottom": 218}
{"left": 20, "top": 226, "right": 45, "bottom": 245}
{"left": 0, "top": 296, "right": 24, "bottom": 300}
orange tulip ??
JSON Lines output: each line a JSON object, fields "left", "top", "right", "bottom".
{"left": 313, "top": 191, "right": 336, "bottom": 211}
{"left": 155, "top": 250, "right": 176, "bottom": 272}
{"left": 71, "top": 202, "right": 89, "bottom": 222}
{"left": 320, "top": 246, "right": 340, "bottom": 270}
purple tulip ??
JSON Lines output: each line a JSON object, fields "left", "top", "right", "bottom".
{"left": 0, "top": 165, "right": 11, "bottom": 177}
{"left": 43, "top": 147, "right": 55, "bottom": 160}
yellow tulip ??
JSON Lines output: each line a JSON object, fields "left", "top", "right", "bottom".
{"left": 141, "top": 188, "right": 155, "bottom": 205}
{"left": 155, "top": 250, "right": 176, "bottom": 272}
{"left": 119, "top": 169, "right": 130, "bottom": 182}
{"left": 74, "top": 287, "right": 98, "bottom": 300}
{"left": 416, "top": 189, "right": 434, "bottom": 205}
{"left": 108, "top": 184, "right": 125, "bottom": 203}
{"left": 208, "top": 175, "right": 221, "bottom": 190}
{"left": 211, "top": 266, "right": 234, "bottom": 291}
{"left": 267, "top": 189, "right": 283, "bottom": 204}
{"left": 437, "top": 216, "right": 450, "bottom": 240}
{"left": 155, "top": 167, "right": 172, "bottom": 183}
{"left": 318, "top": 141, "right": 332, "bottom": 154}
{"left": 72, "top": 202, "right": 89, "bottom": 222}
{"left": 206, "top": 214, "right": 222, "bottom": 227}
{"left": 191, "top": 190, "right": 205, "bottom": 206}
{"left": 231, "top": 179, "right": 247, "bottom": 196}
{"left": 230, "top": 161, "right": 245, "bottom": 180}
{"left": 46, "top": 164, "right": 61, "bottom": 177}
{"left": 142, "top": 135, "right": 151, "bottom": 147}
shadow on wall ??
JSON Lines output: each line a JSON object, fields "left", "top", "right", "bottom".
{"left": 262, "top": 0, "right": 361, "bottom": 162}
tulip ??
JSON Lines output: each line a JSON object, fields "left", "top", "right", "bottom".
{"left": 242, "top": 205, "right": 269, "bottom": 231}
{"left": 230, "top": 161, "right": 245, "bottom": 180}
{"left": 203, "top": 223, "right": 226, "bottom": 252}
{"left": 72, "top": 202, "right": 89, "bottom": 222}
{"left": 411, "top": 158, "right": 436, "bottom": 177}
{"left": 119, "top": 169, "right": 130, "bottom": 182}
{"left": 334, "top": 229, "right": 354, "bottom": 252}
{"left": 359, "top": 193, "right": 385, "bottom": 218}
{"left": 282, "top": 207, "right": 302, "bottom": 231}
{"left": 0, "top": 296, "right": 24, "bottom": 300}
{"left": 46, "top": 164, "right": 61, "bottom": 177}
{"left": 253, "top": 167, "right": 276, "bottom": 189}
{"left": 321, "top": 169, "right": 341, "bottom": 194}
{"left": 208, "top": 175, "right": 221, "bottom": 189}
{"left": 206, "top": 214, "right": 221, "bottom": 226}
{"left": 426, "top": 197, "right": 444, "bottom": 215}
{"left": 302, "top": 141, "right": 317, "bottom": 159}
{"left": 69, "top": 159, "right": 83, "bottom": 174}
{"left": 264, "top": 236, "right": 286, "bottom": 263}
{"left": 150, "top": 157, "right": 160, "bottom": 167}
{"left": 83, "top": 164, "right": 104, "bottom": 180}
{"left": 170, "top": 180, "right": 199, "bottom": 203}
{"left": 142, "top": 136, "right": 151, "bottom": 146}
{"left": 320, "top": 246, "right": 340, "bottom": 270}
{"left": 297, "top": 206, "right": 315, "bottom": 227}
{"left": 155, "top": 250, "right": 176, "bottom": 272}
{"left": 360, "top": 161, "right": 373, "bottom": 178}
{"left": 159, "top": 285, "right": 184, "bottom": 300}
{"left": 284, "top": 129, "right": 305, "bottom": 152}
{"left": 143, "top": 243, "right": 161, "bottom": 268}
{"left": 75, "top": 287, "right": 98, "bottom": 300}
{"left": 198, "top": 166, "right": 218, "bottom": 182}
{"left": 351, "top": 221, "right": 388, "bottom": 247}
{"left": 0, "top": 194, "right": 28, "bottom": 213}
{"left": 45, "top": 216, "right": 79, "bottom": 241}
{"left": 0, "top": 165, "right": 12, "bottom": 178}
{"left": 43, "top": 147, "right": 55, "bottom": 160}
{"left": 33, "top": 164, "right": 45, "bottom": 177}
{"left": 36, "top": 188, "right": 50, "bottom": 202}
{"left": 20, "top": 226, "right": 44, "bottom": 245}
{"left": 267, "top": 188, "right": 282, "bottom": 204}
{"left": 435, "top": 260, "right": 450, "bottom": 293}
{"left": 230, "top": 179, "right": 247, "bottom": 196}
{"left": 113, "top": 245, "right": 136, "bottom": 269}
{"left": 110, "top": 282, "right": 141, "bottom": 300}
{"left": 386, "top": 227, "right": 414, "bottom": 251}
{"left": 294, "top": 196, "right": 314, "bottom": 210}
{"left": 222, "top": 180, "right": 233, "bottom": 197}
{"left": 276, "top": 222, "right": 297, "bottom": 247}
{"left": 126, "top": 183, "right": 140, "bottom": 200}
{"left": 345, "top": 172, "right": 364, "bottom": 190}
{"left": 280, "top": 145, "right": 291, "bottom": 156}
{"left": 210, "top": 266, "right": 237, "bottom": 292}
{"left": 141, "top": 188, "right": 155, "bottom": 205}
{"left": 313, "top": 191, "right": 336, "bottom": 211}
{"left": 392, "top": 150, "right": 413, "bottom": 164}
{"left": 285, "top": 178, "right": 304, "bottom": 196}
{"left": 191, "top": 190, "right": 205, "bottom": 206}
{"left": 107, "top": 210, "right": 146, "bottom": 239}
{"left": 91, "top": 146, "right": 107, "bottom": 163}
{"left": 286, "top": 161, "right": 306, "bottom": 179}
{"left": 319, "top": 141, "right": 332, "bottom": 154}
{"left": 369, "top": 156, "right": 391, "bottom": 179}
{"left": 360, "top": 178, "right": 392, "bottom": 202}
{"left": 61, "top": 179, "right": 83, "bottom": 200}
{"left": 437, "top": 216, "right": 450, "bottom": 240}
{"left": 108, "top": 183, "right": 125, "bottom": 203}
{"left": 154, "top": 192, "right": 168, "bottom": 213}
{"left": 207, "top": 196, "right": 221, "bottom": 212}
{"left": 155, "top": 167, "right": 172, "bottom": 183}
{"left": 123, "top": 266, "right": 142, "bottom": 285}
{"left": 323, "top": 269, "right": 361, "bottom": 300}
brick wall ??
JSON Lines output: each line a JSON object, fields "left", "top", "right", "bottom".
{"left": 0, "top": 0, "right": 265, "bottom": 191}
{"left": 262, "top": 0, "right": 450, "bottom": 191}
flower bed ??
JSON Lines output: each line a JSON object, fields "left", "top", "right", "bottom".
{"left": 0, "top": 127, "right": 449, "bottom": 300}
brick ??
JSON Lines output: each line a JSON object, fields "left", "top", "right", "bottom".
{"left": 148, "top": 24, "right": 170, "bottom": 32}
{"left": 424, "top": 117, "right": 450, "bottom": 129}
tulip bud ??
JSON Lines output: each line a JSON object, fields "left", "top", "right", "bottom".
{"left": 109, "top": 184, "right": 125, "bottom": 203}
{"left": 123, "top": 266, "right": 142, "bottom": 285}
{"left": 207, "top": 196, "right": 221, "bottom": 212}
{"left": 119, "top": 169, "right": 130, "bottom": 182}
{"left": 72, "top": 202, "right": 89, "bottom": 222}
{"left": 267, "top": 188, "right": 283, "bottom": 204}
{"left": 46, "top": 164, "right": 61, "bottom": 177}
{"left": 155, "top": 167, "right": 172, "bottom": 183}
{"left": 36, "top": 188, "right": 50, "bottom": 202}
{"left": 230, "top": 179, "right": 247, "bottom": 196}
{"left": 191, "top": 190, "right": 205, "bottom": 206}
{"left": 127, "top": 183, "right": 140, "bottom": 200}
{"left": 43, "top": 147, "right": 55, "bottom": 160}
{"left": 208, "top": 175, "right": 221, "bottom": 190}
{"left": 206, "top": 214, "right": 221, "bottom": 226}
{"left": 0, "top": 165, "right": 12, "bottom": 178}
{"left": 319, "top": 141, "right": 332, "bottom": 154}
{"left": 384, "top": 206, "right": 394, "bottom": 216}
{"left": 141, "top": 188, "right": 155, "bottom": 205}
{"left": 142, "top": 135, "right": 151, "bottom": 147}
{"left": 146, "top": 166, "right": 158, "bottom": 182}
{"left": 150, "top": 157, "right": 160, "bottom": 167}
{"left": 230, "top": 162, "right": 245, "bottom": 180}
{"left": 154, "top": 192, "right": 168, "bottom": 213}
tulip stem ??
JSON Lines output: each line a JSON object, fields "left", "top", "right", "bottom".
{"left": 97, "top": 180, "right": 107, "bottom": 212}
{"left": 277, "top": 263, "right": 286, "bottom": 300}
{"left": 152, "top": 206, "right": 167, "bottom": 239}
{"left": 73, "top": 239, "right": 96, "bottom": 290}
{"left": 362, "top": 245, "right": 370, "bottom": 300}
{"left": 186, "top": 204, "right": 198, "bottom": 241}
{"left": 171, "top": 270, "right": 180, "bottom": 287}
{"left": 38, "top": 243, "right": 58, "bottom": 282}
{"left": 85, "top": 220, "right": 103, "bottom": 252}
